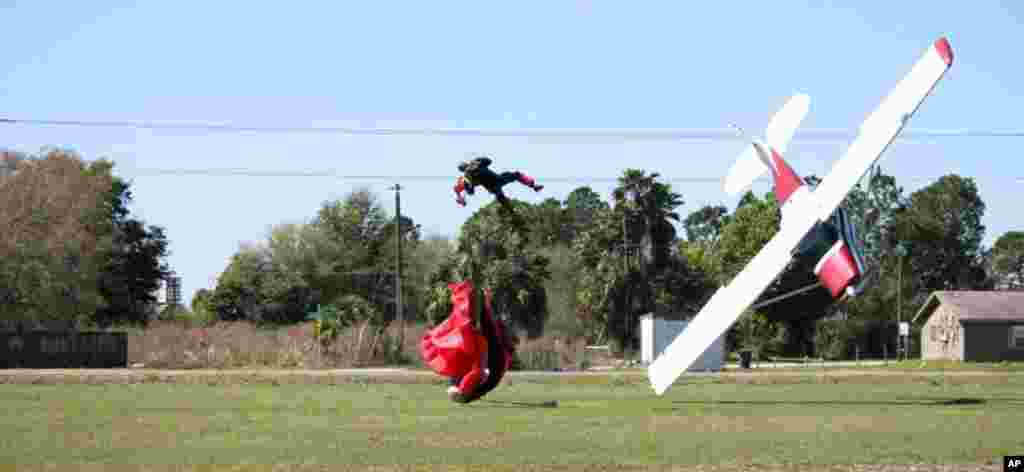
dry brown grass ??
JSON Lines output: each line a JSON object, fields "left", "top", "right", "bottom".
{"left": 129, "top": 320, "right": 317, "bottom": 369}
{"left": 124, "top": 317, "right": 602, "bottom": 373}
{"left": 126, "top": 320, "right": 431, "bottom": 370}
{"left": 515, "top": 335, "right": 591, "bottom": 370}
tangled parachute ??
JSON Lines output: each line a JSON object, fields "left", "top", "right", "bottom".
{"left": 419, "top": 280, "right": 513, "bottom": 403}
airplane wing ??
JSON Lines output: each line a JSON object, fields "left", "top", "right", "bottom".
{"left": 648, "top": 37, "right": 953, "bottom": 396}
{"left": 809, "top": 37, "right": 953, "bottom": 222}
{"left": 648, "top": 219, "right": 812, "bottom": 395}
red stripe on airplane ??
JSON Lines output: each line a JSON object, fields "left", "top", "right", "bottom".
{"left": 817, "top": 241, "right": 860, "bottom": 298}
{"left": 934, "top": 37, "right": 953, "bottom": 66}
{"left": 769, "top": 148, "right": 803, "bottom": 205}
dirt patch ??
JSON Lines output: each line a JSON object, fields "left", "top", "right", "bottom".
{"left": 649, "top": 414, "right": 899, "bottom": 434}
{"left": 345, "top": 415, "right": 392, "bottom": 433}
{"left": 51, "top": 412, "right": 211, "bottom": 451}
{"left": 113, "top": 413, "right": 212, "bottom": 449}
{"left": 416, "top": 432, "right": 509, "bottom": 449}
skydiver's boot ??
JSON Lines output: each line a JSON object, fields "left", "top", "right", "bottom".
{"left": 517, "top": 173, "right": 543, "bottom": 192}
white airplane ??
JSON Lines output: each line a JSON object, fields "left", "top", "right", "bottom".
{"left": 721, "top": 92, "right": 870, "bottom": 325}
{"left": 648, "top": 37, "right": 954, "bottom": 395}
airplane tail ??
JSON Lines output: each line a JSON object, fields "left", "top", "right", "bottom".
{"left": 723, "top": 147, "right": 765, "bottom": 196}
{"left": 723, "top": 94, "right": 810, "bottom": 196}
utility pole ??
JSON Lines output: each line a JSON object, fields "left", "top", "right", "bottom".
{"left": 622, "top": 211, "right": 630, "bottom": 272}
{"left": 390, "top": 184, "right": 404, "bottom": 350}
{"left": 896, "top": 243, "right": 906, "bottom": 361}
{"left": 617, "top": 196, "right": 643, "bottom": 353}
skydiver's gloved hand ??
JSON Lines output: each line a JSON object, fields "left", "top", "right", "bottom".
{"left": 454, "top": 176, "right": 469, "bottom": 207}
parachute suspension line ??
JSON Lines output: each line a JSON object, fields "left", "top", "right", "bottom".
{"left": 750, "top": 282, "right": 824, "bottom": 310}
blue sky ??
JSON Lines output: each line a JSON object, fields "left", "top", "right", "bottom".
{"left": 2, "top": 2, "right": 1022, "bottom": 305}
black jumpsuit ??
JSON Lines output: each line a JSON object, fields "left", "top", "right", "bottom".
{"left": 460, "top": 157, "right": 525, "bottom": 206}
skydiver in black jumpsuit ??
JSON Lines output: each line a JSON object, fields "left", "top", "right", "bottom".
{"left": 453, "top": 157, "right": 544, "bottom": 213}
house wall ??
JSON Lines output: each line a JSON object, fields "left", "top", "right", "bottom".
{"left": 920, "top": 304, "right": 962, "bottom": 360}
{"left": 962, "top": 322, "right": 1024, "bottom": 362}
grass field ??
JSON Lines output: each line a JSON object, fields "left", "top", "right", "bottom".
{"left": 729, "top": 359, "right": 1024, "bottom": 372}
{"left": 1, "top": 369, "right": 1021, "bottom": 470}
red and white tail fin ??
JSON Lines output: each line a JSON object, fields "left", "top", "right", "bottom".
{"left": 754, "top": 142, "right": 804, "bottom": 208}
{"left": 723, "top": 94, "right": 810, "bottom": 196}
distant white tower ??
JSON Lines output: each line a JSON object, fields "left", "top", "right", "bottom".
{"left": 152, "top": 271, "right": 182, "bottom": 314}
{"left": 165, "top": 272, "right": 182, "bottom": 308}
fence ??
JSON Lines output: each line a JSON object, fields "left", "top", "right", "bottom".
{"left": 0, "top": 330, "right": 127, "bottom": 368}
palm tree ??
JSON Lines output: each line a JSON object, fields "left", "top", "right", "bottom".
{"left": 610, "top": 169, "right": 685, "bottom": 351}
{"left": 613, "top": 169, "right": 684, "bottom": 271}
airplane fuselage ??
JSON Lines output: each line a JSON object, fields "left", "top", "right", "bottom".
{"left": 756, "top": 205, "right": 866, "bottom": 322}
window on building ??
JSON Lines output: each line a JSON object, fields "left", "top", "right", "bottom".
{"left": 1011, "top": 326, "right": 1024, "bottom": 349}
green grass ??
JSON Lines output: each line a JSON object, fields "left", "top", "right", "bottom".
{"left": 2, "top": 373, "right": 1022, "bottom": 469}
{"left": 735, "top": 359, "right": 1024, "bottom": 372}
{"left": 853, "top": 359, "right": 1024, "bottom": 370}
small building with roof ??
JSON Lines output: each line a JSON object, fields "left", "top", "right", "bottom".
{"left": 912, "top": 290, "right": 1024, "bottom": 361}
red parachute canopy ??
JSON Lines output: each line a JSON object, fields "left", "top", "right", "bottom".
{"left": 419, "top": 280, "right": 487, "bottom": 378}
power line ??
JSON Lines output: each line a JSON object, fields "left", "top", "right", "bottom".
{"left": 125, "top": 169, "right": 727, "bottom": 182}
{"left": 3, "top": 117, "right": 1024, "bottom": 141}
{"left": 121, "top": 169, "right": 1024, "bottom": 184}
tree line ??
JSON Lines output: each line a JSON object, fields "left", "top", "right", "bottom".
{"left": 3, "top": 148, "right": 1023, "bottom": 359}
{"left": 0, "top": 148, "right": 170, "bottom": 328}
{"left": 189, "top": 163, "right": 1024, "bottom": 358}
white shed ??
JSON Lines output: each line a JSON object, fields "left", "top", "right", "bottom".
{"left": 640, "top": 313, "right": 725, "bottom": 371}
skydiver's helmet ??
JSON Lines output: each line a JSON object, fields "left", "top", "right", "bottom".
{"left": 458, "top": 162, "right": 469, "bottom": 172}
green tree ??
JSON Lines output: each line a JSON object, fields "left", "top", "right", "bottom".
{"left": 895, "top": 174, "right": 991, "bottom": 309}
{"left": 86, "top": 159, "right": 171, "bottom": 327}
{"left": 407, "top": 233, "right": 456, "bottom": 321}
{"left": 991, "top": 231, "right": 1024, "bottom": 290}
{"left": 309, "top": 189, "right": 387, "bottom": 297}
{"left": 712, "top": 191, "right": 780, "bottom": 284}
{"left": 572, "top": 170, "right": 712, "bottom": 351}
{"left": 541, "top": 244, "right": 583, "bottom": 338}
{"left": 683, "top": 204, "right": 731, "bottom": 244}
{"left": 836, "top": 168, "right": 912, "bottom": 323}
{"left": 212, "top": 187, "right": 422, "bottom": 329}
{"left": 190, "top": 288, "right": 214, "bottom": 319}
{"left": 425, "top": 199, "right": 551, "bottom": 338}
{"left": 528, "top": 197, "right": 571, "bottom": 247}
{"left": 209, "top": 243, "right": 314, "bottom": 324}
{"left": 679, "top": 204, "right": 731, "bottom": 288}
{"left": 703, "top": 191, "right": 789, "bottom": 354}
{"left": 563, "top": 186, "right": 608, "bottom": 240}
{"left": 311, "top": 188, "right": 404, "bottom": 319}
{"left": 614, "top": 169, "right": 683, "bottom": 272}
{"left": 571, "top": 204, "right": 628, "bottom": 344}
{"left": 94, "top": 219, "right": 171, "bottom": 326}
{"left": 0, "top": 149, "right": 119, "bottom": 324}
